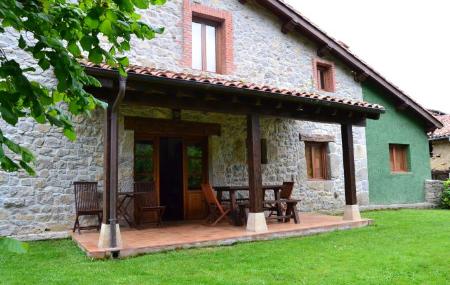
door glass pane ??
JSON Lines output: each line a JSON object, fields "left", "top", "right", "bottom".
{"left": 187, "top": 145, "right": 203, "bottom": 190}
{"left": 135, "top": 142, "right": 154, "bottom": 182}
{"left": 205, "top": 25, "right": 217, "bottom": 72}
{"left": 192, "top": 22, "right": 202, "bottom": 70}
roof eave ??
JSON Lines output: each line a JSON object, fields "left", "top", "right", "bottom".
{"left": 254, "top": 0, "right": 442, "bottom": 130}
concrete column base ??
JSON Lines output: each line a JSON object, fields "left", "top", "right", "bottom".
{"left": 343, "top": 204, "right": 361, "bottom": 221}
{"left": 246, "top": 212, "right": 268, "bottom": 232}
{"left": 98, "top": 223, "right": 122, "bottom": 249}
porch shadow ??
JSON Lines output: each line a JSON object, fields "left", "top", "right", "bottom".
{"left": 72, "top": 213, "right": 372, "bottom": 259}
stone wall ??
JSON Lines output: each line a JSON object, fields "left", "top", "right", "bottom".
{"left": 431, "top": 140, "right": 450, "bottom": 172}
{"left": 424, "top": 180, "right": 444, "bottom": 205}
{"left": 0, "top": 110, "right": 105, "bottom": 236}
{"left": 120, "top": 106, "right": 368, "bottom": 213}
{"left": 0, "top": 0, "right": 369, "bottom": 236}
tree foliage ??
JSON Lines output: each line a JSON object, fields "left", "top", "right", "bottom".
{"left": 0, "top": 0, "right": 165, "bottom": 175}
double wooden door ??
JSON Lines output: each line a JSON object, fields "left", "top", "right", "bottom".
{"left": 134, "top": 134, "right": 208, "bottom": 221}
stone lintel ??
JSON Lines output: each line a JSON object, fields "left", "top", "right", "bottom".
{"left": 299, "top": 133, "right": 335, "bottom": 142}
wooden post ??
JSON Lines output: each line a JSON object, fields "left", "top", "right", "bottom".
{"left": 247, "top": 114, "right": 263, "bottom": 212}
{"left": 102, "top": 107, "right": 111, "bottom": 224}
{"left": 246, "top": 114, "right": 267, "bottom": 232}
{"left": 341, "top": 124, "right": 361, "bottom": 220}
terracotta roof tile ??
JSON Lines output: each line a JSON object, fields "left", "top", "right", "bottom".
{"left": 82, "top": 61, "right": 384, "bottom": 112}
{"left": 429, "top": 115, "right": 450, "bottom": 139}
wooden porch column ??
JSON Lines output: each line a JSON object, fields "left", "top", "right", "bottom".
{"left": 246, "top": 114, "right": 267, "bottom": 232}
{"left": 341, "top": 123, "right": 361, "bottom": 220}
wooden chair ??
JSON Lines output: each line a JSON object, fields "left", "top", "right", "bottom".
{"left": 264, "top": 182, "right": 301, "bottom": 223}
{"left": 134, "top": 182, "right": 166, "bottom": 227}
{"left": 201, "top": 184, "right": 232, "bottom": 226}
{"left": 73, "top": 182, "right": 102, "bottom": 233}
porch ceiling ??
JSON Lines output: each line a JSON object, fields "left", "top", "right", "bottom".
{"left": 83, "top": 62, "right": 385, "bottom": 126}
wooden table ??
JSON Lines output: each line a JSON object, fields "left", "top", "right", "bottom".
{"left": 117, "top": 191, "right": 148, "bottom": 227}
{"left": 213, "top": 185, "right": 283, "bottom": 226}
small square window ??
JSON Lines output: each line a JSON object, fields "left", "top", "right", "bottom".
{"left": 389, "top": 144, "right": 409, "bottom": 173}
{"left": 313, "top": 59, "right": 335, "bottom": 92}
{"left": 305, "top": 142, "right": 329, "bottom": 180}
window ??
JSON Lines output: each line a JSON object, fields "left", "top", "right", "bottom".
{"left": 305, "top": 142, "right": 329, "bottom": 180}
{"left": 389, "top": 144, "right": 409, "bottom": 173}
{"left": 313, "top": 58, "right": 335, "bottom": 92}
{"left": 187, "top": 144, "right": 204, "bottom": 190}
{"left": 134, "top": 141, "right": 154, "bottom": 182}
{"left": 192, "top": 18, "right": 218, "bottom": 72}
{"left": 182, "top": 2, "right": 233, "bottom": 74}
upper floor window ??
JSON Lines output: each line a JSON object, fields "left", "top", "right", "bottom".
{"left": 389, "top": 144, "right": 410, "bottom": 173}
{"left": 305, "top": 142, "right": 330, "bottom": 180}
{"left": 192, "top": 18, "right": 218, "bottom": 73}
{"left": 313, "top": 58, "right": 336, "bottom": 92}
{"left": 182, "top": 1, "right": 233, "bottom": 74}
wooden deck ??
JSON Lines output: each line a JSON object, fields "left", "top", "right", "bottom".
{"left": 72, "top": 213, "right": 372, "bottom": 259}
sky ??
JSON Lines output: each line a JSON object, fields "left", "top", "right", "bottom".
{"left": 284, "top": 0, "right": 450, "bottom": 113}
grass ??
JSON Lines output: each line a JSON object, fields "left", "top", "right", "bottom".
{"left": 1, "top": 209, "right": 449, "bottom": 285}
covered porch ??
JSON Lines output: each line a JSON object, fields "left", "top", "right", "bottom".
{"left": 80, "top": 62, "right": 384, "bottom": 257}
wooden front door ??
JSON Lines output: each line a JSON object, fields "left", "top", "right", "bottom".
{"left": 183, "top": 138, "right": 208, "bottom": 220}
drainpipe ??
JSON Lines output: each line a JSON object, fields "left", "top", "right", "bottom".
{"left": 109, "top": 76, "right": 126, "bottom": 257}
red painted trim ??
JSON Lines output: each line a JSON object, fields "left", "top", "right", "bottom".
{"left": 182, "top": 0, "right": 234, "bottom": 74}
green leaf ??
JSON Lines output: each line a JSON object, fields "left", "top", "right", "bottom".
{"left": 0, "top": 106, "right": 19, "bottom": 125}
{"left": 80, "top": 35, "right": 95, "bottom": 51}
{"left": 150, "top": 0, "right": 166, "bottom": 5}
{"left": 84, "top": 16, "right": 99, "bottom": 29}
{"left": 132, "top": 0, "right": 150, "bottom": 9}
{"left": 63, "top": 128, "right": 76, "bottom": 141}
{"left": 67, "top": 42, "right": 81, "bottom": 57}
{"left": 117, "top": 56, "right": 129, "bottom": 66}
{"left": 18, "top": 35, "right": 26, "bottom": 49}
{"left": 88, "top": 48, "right": 103, "bottom": 64}
{"left": 99, "top": 19, "right": 113, "bottom": 35}
{"left": 0, "top": 237, "right": 28, "bottom": 254}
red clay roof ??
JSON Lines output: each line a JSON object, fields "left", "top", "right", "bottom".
{"left": 429, "top": 115, "right": 450, "bottom": 140}
{"left": 82, "top": 61, "right": 385, "bottom": 113}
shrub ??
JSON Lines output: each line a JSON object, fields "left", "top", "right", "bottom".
{"left": 441, "top": 180, "right": 450, "bottom": 209}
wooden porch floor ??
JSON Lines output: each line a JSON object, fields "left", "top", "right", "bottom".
{"left": 72, "top": 213, "right": 372, "bottom": 259}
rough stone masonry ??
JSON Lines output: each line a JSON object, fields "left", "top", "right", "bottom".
{"left": 0, "top": 0, "right": 369, "bottom": 237}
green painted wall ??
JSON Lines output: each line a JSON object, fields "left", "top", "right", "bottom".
{"left": 363, "top": 82, "right": 431, "bottom": 204}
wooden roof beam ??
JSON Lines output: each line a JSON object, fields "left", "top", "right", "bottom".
{"left": 281, "top": 19, "right": 296, "bottom": 34}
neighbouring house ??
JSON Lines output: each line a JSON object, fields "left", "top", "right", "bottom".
{"left": 0, "top": 0, "right": 442, "bottom": 252}
{"left": 429, "top": 114, "right": 450, "bottom": 180}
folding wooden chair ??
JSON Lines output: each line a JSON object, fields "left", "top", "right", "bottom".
{"left": 73, "top": 182, "right": 102, "bottom": 233}
{"left": 201, "top": 184, "right": 232, "bottom": 226}
{"left": 134, "top": 182, "right": 166, "bottom": 228}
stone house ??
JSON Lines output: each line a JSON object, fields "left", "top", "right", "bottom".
{"left": 429, "top": 114, "right": 450, "bottom": 180}
{"left": 0, "top": 0, "right": 441, "bottom": 240}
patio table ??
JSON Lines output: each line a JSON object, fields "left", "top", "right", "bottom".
{"left": 213, "top": 185, "right": 283, "bottom": 226}
{"left": 117, "top": 191, "right": 148, "bottom": 227}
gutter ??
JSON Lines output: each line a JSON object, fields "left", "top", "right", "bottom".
{"left": 109, "top": 76, "right": 126, "bottom": 257}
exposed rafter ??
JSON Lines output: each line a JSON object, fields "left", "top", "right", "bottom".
{"left": 281, "top": 19, "right": 296, "bottom": 34}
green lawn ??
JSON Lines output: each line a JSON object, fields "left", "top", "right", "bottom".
{"left": 1, "top": 210, "right": 449, "bottom": 285}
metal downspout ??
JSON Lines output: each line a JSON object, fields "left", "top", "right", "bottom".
{"left": 110, "top": 76, "right": 126, "bottom": 256}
